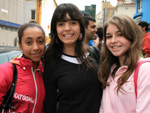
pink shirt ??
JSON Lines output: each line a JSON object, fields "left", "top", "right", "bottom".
{"left": 100, "top": 58, "right": 150, "bottom": 113}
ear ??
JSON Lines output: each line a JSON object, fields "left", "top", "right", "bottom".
{"left": 19, "top": 43, "right": 23, "bottom": 52}
{"left": 143, "top": 26, "right": 146, "bottom": 31}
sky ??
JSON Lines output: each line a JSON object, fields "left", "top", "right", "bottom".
{"left": 56, "top": 0, "right": 117, "bottom": 14}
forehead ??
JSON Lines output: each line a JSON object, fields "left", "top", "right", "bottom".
{"left": 57, "top": 13, "right": 72, "bottom": 22}
{"left": 23, "top": 27, "right": 42, "bottom": 33}
{"left": 88, "top": 20, "right": 97, "bottom": 29}
{"left": 89, "top": 20, "right": 96, "bottom": 26}
{"left": 63, "top": 13, "right": 71, "bottom": 21}
{"left": 106, "top": 24, "right": 120, "bottom": 33}
{"left": 22, "top": 27, "right": 44, "bottom": 38}
{"left": 65, "top": 13, "right": 70, "bottom": 18}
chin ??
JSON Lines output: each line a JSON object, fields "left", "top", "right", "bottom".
{"left": 32, "top": 59, "right": 41, "bottom": 63}
{"left": 112, "top": 54, "right": 120, "bottom": 57}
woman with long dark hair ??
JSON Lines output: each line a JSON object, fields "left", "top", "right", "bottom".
{"left": 44, "top": 3, "right": 102, "bottom": 113}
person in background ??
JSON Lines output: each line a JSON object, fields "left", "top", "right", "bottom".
{"left": 138, "top": 21, "right": 150, "bottom": 58}
{"left": 99, "top": 14, "right": 150, "bottom": 113}
{"left": 94, "top": 27, "right": 103, "bottom": 49}
{"left": 43, "top": 3, "right": 102, "bottom": 113}
{"left": 83, "top": 14, "right": 97, "bottom": 46}
{"left": 0, "top": 22, "right": 45, "bottom": 112}
{"left": 83, "top": 14, "right": 100, "bottom": 64}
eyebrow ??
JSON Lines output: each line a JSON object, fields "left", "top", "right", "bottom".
{"left": 91, "top": 25, "right": 96, "bottom": 27}
{"left": 37, "top": 36, "right": 44, "bottom": 39}
{"left": 25, "top": 36, "right": 44, "bottom": 40}
{"left": 25, "top": 37, "right": 32, "bottom": 39}
{"left": 106, "top": 30, "right": 121, "bottom": 35}
{"left": 57, "top": 20, "right": 75, "bottom": 23}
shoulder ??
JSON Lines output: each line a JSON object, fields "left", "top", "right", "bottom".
{"left": 138, "top": 60, "right": 150, "bottom": 70}
{"left": 90, "top": 46, "right": 100, "bottom": 51}
{"left": 137, "top": 58, "right": 150, "bottom": 68}
{"left": 89, "top": 46, "right": 100, "bottom": 64}
{"left": 137, "top": 58, "right": 150, "bottom": 79}
{"left": 144, "top": 33, "right": 150, "bottom": 39}
{"left": 138, "top": 57, "right": 150, "bottom": 66}
{"left": 0, "top": 62, "right": 13, "bottom": 71}
{"left": 0, "top": 63, "right": 13, "bottom": 86}
{"left": 89, "top": 46, "right": 100, "bottom": 55}
{"left": 146, "top": 32, "right": 150, "bottom": 36}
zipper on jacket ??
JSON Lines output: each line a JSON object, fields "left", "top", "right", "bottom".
{"left": 31, "top": 68, "right": 39, "bottom": 113}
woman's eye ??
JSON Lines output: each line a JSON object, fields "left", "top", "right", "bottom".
{"left": 118, "top": 34, "right": 123, "bottom": 36}
{"left": 57, "top": 22, "right": 63, "bottom": 26}
{"left": 38, "top": 40, "right": 44, "bottom": 44}
{"left": 106, "top": 36, "right": 112, "bottom": 39}
{"left": 71, "top": 21, "right": 76, "bottom": 25}
{"left": 26, "top": 41, "right": 32, "bottom": 45}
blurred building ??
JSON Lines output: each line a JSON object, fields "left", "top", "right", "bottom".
{"left": 0, "top": 0, "right": 57, "bottom": 46}
{"left": 96, "top": 1, "right": 114, "bottom": 27}
{"left": 114, "top": 0, "right": 136, "bottom": 18}
{"left": 0, "top": 0, "right": 37, "bottom": 46}
{"left": 0, "top": 0, "right": 25, "bottom": 46}
{"left": 81, "top": 5, "right": 96, "bottom": 19}
{"left": 24, "top": 0, "right": 36, "bottom": 23}
{"left": 96, "top": 0, "right": 136, "bottom": 27}
{"left": 96, "top": 11, "right": 103, "bottom": 27}
{"left": 133, "top": 0, "right": 150, "bottom": 31}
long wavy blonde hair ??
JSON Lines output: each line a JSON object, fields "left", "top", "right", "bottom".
{"left": 98, "top": 14, "right": 144, "bottom": 92}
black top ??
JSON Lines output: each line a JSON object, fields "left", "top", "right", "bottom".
{"left": 44, "top": 53, "right": 102, "bottom": 113}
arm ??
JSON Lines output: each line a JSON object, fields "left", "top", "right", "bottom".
{"left": 0, "top": 63, "right": 13, "bottom": 104}
{"left": 43, "top": 66, "right": 57, "bottom": 113}
{"left": 136, "top": 62, "right": 150, "bottom": 113}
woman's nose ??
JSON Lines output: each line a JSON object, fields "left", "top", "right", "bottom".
{"left": 33, "top": 43, "right": 39, "bottom": 50}
{"left": 111, "top": 36, "right": 117, "bottom": 43}
{"left": 64, "top": 23, "right": 71, "bottom": 31}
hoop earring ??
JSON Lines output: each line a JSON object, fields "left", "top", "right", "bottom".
{"left": 78, "top": 33, "right": 82, "bottom": 40}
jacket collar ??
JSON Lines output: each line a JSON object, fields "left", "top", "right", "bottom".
{"left": 10, "top": 57, "right": 43, "bottom": 72}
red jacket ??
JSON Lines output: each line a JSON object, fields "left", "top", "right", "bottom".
{"left": 142, "top": 32, "right": 150, "bottom": 55}
{"left": 0, "top": 57, "right": 45, "bottom": 113}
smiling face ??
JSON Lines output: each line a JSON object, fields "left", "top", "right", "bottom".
{"left": 19, "top": 27, "right": 45, "bottom": 66}
{"left": 56, "top": 13, "right": 80, "bottom": 49}
{"left": 106, "top": 24, "right": 131, "bottom": 65}
{"left": 85, "top": 20, "right": 97, "bottom": 41}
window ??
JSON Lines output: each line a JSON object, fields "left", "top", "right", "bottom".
{"left": 0, "top": 25, "right": 18, "bottom": 32}
{"left": 13, "top": 28, "right": 18, "bottom": 32}
{"left": 10, "top": 27, "right": 13, "bottom": 31}
{"left": 5, "top": 26, "right": 9, "bottom": 30}
{"left": 0, "top": 25, "right": 5, "bottom": 30}
{"left": 138, "top": 0, "right": 142, "bottom": 12}
{"left": 31, "top": 10, "right": 36, "bottom": 19}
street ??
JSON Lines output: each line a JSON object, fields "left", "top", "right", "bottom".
{"left": 0, "top": 46, "right": 20, "bottom": 53}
